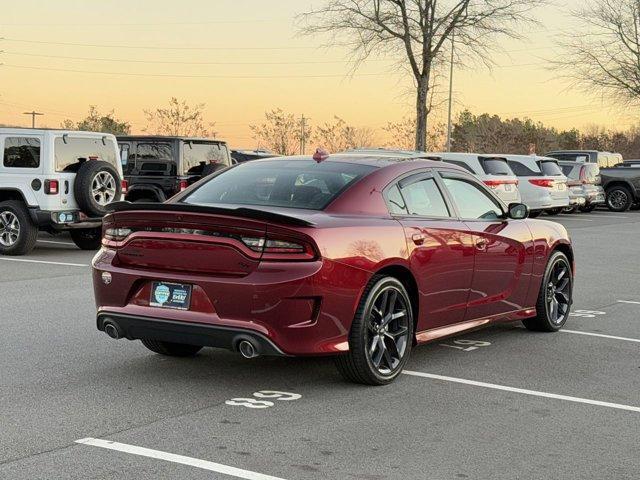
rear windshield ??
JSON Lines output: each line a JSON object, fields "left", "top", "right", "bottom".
{"left": 539, "top": 160, "right": 563, "bottom": 176}
{"left": 183, "top": 160, "right": 376, "bottom": 210}
{"left": 480, "top": 158, "right": 512, "bottom": 176}
{"left": 182, "top": 141, "right": 230, "bottom": 176}
{"left": 54, "top": 136, "right": 119, "bottom": 173}
{"left": 507, "top": 160, "right": 541, "bottom": 176}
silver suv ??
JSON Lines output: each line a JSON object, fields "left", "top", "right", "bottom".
{"left": 0, "top": 128, "right": 124, "bottom": 255}
{"left": 435, "top": 153, "right": 522, "bottom": 205}
{"left": 503, "top": 155, "right": 570, "bottom": 217}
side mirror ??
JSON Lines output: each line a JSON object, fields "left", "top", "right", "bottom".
{"left": 508, "top": 203, "right": 529, "bottom": 220}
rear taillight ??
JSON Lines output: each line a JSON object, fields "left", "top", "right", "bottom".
{"left": 528, "top": 179, "right": 554, "bottom": 188}
{"left": 579, "top": 166, "right": 587, "bottom": 184}
{"left": 44, "top": 179, "right": 59, "bottom": 195}
{"left": 484, "top": 179, "right": 519, "bottom": 188}
{"left": 104, "top": 227, "right": 132, "bottom": 242}
{"left": 121, "top": 179, "right": 129, "bottom": 194}
{"left": 240, "top": 235, "right": 315, "bottom": 260}
{"left": 179, "top": 180, "right": 189, "bottom": 192}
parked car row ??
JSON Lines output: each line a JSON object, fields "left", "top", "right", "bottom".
{"left": 0, "top": 126, "right": 638, "bottom": 257}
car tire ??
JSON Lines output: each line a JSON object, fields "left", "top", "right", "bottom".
{"left": 132, "top": 197, "right": 156, "bottom": 203}
{"left": 69, "top": 228, "right": 102, "bottom": 250}
{"left": 528, "top": 210, "right": 542, "bottom": 218}
{"left": 579, "top": 205, "right": 596, "bottom": 213}
{"left": 0, "top": 200, "right": 38, "bottom": 256}
{"left": 546, "top": 208, "right": 562, "bottom": 216}
{"left": 334, "top": 275, "right": 414, "bottom": 385}
{"left": 562, "top": 206, "right": 577, "bottom": 214}
{"left": 74, "top": 160, "right": 122, "bottom": 217}
{"left": 523, "top": 251, "right": 573, "bottom": 332}
{"left": 606, "top": 186, "right": 633, "bottom": 212}
{"left": 630, "top": 203, "right": 640, "bottom": 211}
{"left": 141, "top": 339, "right": 203, "bottom": 357}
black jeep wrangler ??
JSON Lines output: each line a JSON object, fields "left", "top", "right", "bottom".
{"left": 117, "top": 136, "right": 231, "bottom": 203}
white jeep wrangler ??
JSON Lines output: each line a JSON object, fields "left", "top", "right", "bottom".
{"left": 0, "top": 128, "right": 125, "bottom": 255}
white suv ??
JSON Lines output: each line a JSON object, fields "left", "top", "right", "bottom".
{"left": 0, "top": 128, "right": 124, "bottom": 255}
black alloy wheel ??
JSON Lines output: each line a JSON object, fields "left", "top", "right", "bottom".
{"left": 335, "top": 276, "right": 413, "bottom": 385}
{"left": 606, "top": 186, "right": 632, "bottom": 212}
{"left": 523, "top": 251, "right": 573, "bottom": 332}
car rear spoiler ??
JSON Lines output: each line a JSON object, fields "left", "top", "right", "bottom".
{"left": 108, "top": 201, "right": 316, "bottom": 227}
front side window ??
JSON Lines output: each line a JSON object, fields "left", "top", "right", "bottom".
{"left": 442, "top": 176, "right": 503, "bottom": 220}
{"left": 399, "top": 177, "right": 450, "bottom": 217}
{"left": 3, "top": 137, "right": 40, "bottom": 168}
{"left": 54, "top": 136, "right": 118, "bottom": 172}
{"left": 184, "top": 160, "right": 375, "bottom": 210}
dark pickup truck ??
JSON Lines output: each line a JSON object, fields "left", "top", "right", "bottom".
{"left": 600, "top": 164, "right": 640, "bottom": 211}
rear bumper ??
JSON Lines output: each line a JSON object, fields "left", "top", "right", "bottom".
{"left": 29, "top": 208, "right": 102, "bottom": 230}
{"left": 97, "top": 312, "right": 285, "bottom": 356}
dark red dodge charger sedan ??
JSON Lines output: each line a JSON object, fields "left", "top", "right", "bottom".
{"left": 92, "top": 153, "right": 574, "bottom": 384}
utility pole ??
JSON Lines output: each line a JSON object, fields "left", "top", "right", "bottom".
{"left": 445, "top": 30, "right": 455, "bottom": 152}
{"left": 300, "top": 114, "right": 306, "bottom": 155}
{"left": 23, "top": 111, "right": 44, "bottom": 128}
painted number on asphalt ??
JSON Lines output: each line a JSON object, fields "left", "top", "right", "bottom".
{"left": 569, "top": 309, "right": 606, "bottom": 318}
{"left": 225, "top": 390, "right": 301, "bottom": 409}
{"left": 439, "top": 339, "right": 491, "bottom": 352}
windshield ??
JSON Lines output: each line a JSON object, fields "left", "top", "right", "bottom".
{"left": 182, "top": 142, "right": 230, "bottom": 176}
{"left": 183, "top": 159, "right": 376, "bottom": 210}
{"left": 54, "top": 136, "right": 119, "bottom": 173}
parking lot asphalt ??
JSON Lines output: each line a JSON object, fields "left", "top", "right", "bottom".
{"left": 1, "top": 211, "right": 639, "bottom": 480}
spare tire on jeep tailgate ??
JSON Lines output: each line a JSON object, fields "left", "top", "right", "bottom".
{"left": 74, "top": 160, "right": 122, "bottom": 217}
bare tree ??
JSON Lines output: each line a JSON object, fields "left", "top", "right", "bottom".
{"left": 300, "top": 0, "right": 541, "bottom": 151}
{"left": 314, "top": 116, "right": 377, "bottom": 151}
{"left": 383, "top": 116, "right": 445, "bottom": 150}
{"left": 144, "top": 98, "right": 216, "bottom": 137}
{"left": 250, "top": 108, "right": 312, "bottom": 155}
{"left": 556, "top": 0, "right": 640, "bottom": 105}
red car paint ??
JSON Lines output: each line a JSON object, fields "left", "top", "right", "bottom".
{"left": 92, "top": 155, "right": 573, "bottom": 356}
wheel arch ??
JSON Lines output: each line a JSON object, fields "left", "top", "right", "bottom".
{"left": 550, "top": 240, "right": 574, "bottom": 272}
{"left": 372, "top": 263, "right": 420, "bottom": 334}
{"left": 604, "top": 180, "right": 634, "bottom": 194}
{"left": 125, "top": 185, "right": 166, "bottom": 202}
{"left": 0, "top": 188, "right": 30, "bottom": 205}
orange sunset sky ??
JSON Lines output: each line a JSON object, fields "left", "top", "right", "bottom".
{"left": 0, "top": 0, "right": 635, "bottom": 148}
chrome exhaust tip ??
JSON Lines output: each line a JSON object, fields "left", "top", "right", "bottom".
{"left": 103, "top": 320, "right": 122, "bottom": 339}
{"left": 238, "top": 340, "right": 258, "bottom": 359}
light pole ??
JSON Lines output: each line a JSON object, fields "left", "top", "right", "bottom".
{"left": 445, "top": 30, "right": 455, "bottom": 152}
{"left": 23, "top": 111, "right": 44, "bottom": 128}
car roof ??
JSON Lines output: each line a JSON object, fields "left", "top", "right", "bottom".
{"left": 341, "top": 148, "right": 442, "bottom": 159}
{"left": 248, "top": 153, "right": 447, "bottom": 169}
{"left": 117, "top": 135, "right": 226, "bottom": 143}
{"left": 0, "top": 127, "right": 116, "bottom": 137}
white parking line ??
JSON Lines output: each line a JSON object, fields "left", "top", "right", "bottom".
{"left": 561, "top": 329, "right": 640, "bottom": 343}
{"left": 0, "top": 257, "right": 88, "bottom": 267}
{"left": 37, "top": 239, "right": 75, "bottom": 246}
{"left": 553, "top": 217, "right": 594, "bottom": 222}
{"left": 618, "top": 300, "right": 640, "bottom": 305}
{"left": 402, "top": 371, "right": 640, "bottom": 413}
{"left": 75, "top": 438, "right": 287, "bottom": 480}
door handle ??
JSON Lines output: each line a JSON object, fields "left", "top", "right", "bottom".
{"left": 475, "top": 238, "right": 488, "bottom": 251}
{"left": 412, "top": 233, "right": 425, "bottom": 245}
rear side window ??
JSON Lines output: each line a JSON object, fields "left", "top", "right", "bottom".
{"left": 184, "top": 160, "right": 375, "bottom": 210}
{"left": 386, "top": 184, "right": 408, "bottom": 215}
{"left": 54, "top": 137, "right": 118, "bottom": 173}
{"left": 507, "top": 160, "right": 541, "bottom": 176}
{"left": 399, "top": 177, "right": 449, "bottom": 217}
{"left": 441, "top": 159, "right": 476, "bottom": 174}
{"left": 480, "top": 158, "right": 512, "bottom": 176}
{"left": 539, "top": 161, "right": 563, "bottom": 176}
{"left": 3, "top": 137, "right": 40, "bottom": 168}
